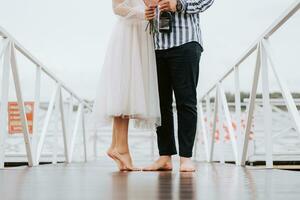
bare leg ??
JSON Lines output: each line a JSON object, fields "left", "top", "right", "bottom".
{"left": 107, "top": 117, "right": 125, "bottom": 170}
{"left": 110, "top": 117, "right": 140, "bottom": 171}
{"left": 180, "top": 157, "right": 196, "bottom": 172}
{"left": 115, "top": 117, "right": 129, "bottom": 153}
{"left": 143, "top": 156, "right": 173, "bottom": 171}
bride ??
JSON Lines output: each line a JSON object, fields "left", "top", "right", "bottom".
{"left": 93, "top": 0, "right": 160, "bottom": 171}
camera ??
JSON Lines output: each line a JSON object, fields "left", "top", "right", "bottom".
{"left": 159, "top": 12, "right": 172, "bottom": 33}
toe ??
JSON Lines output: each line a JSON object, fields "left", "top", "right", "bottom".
{"left": 142, "top": 166, "right": 154, "bottom": 171}
{"left": 131, "top": 166, "right": 142, "bottom": 171}
{"left": 180, "top": 165, "right": 196, "bottom": 172}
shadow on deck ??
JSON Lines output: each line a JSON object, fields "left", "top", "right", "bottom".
{"left": 1, "top": 158, "right": 300, "bottom": 200}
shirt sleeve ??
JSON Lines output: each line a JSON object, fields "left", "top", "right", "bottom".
{"left": 180, "top": 0, "right": 214, "bottom": 14}
{"left": 112, "top": 0, "right": 145, "bottom": 20}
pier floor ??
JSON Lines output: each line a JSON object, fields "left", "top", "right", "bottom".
{"left": 1, "top": 158, "right": 300, "bottom": 200}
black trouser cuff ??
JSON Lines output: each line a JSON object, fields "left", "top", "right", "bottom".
{"left": 179, "top": 152, "right": 193, "bottom": 158}
{"left": 159, "top": 152, "right": 177, "bottom": 156}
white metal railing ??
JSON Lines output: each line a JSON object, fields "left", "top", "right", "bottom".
{"left": 196, "top": 0, "right": 300, "bottom": 168}
{"left": 0, "top": 26, "right": 92, "bottom": 168}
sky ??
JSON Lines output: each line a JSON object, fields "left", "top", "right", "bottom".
{"left": 0, "top": 0, "right": 299, "bottom": 102}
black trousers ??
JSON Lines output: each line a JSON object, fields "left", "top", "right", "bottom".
{"left": 155, "top": 42, "right": 202, "bottom": 158}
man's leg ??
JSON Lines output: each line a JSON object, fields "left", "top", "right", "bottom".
{"left": 156, "top": 52, "right": 177, "bottom": 156}
{"left": 143, "top": 50, "right": 176, "bottom": 171}
{"left": 168, "top": 42, "right": 202, "bottom": 171}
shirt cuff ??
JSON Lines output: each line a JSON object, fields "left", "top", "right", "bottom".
{"left": 179, "top": 0, "right": 187, "bottom": 12}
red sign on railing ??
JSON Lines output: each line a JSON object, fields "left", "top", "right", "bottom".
{"left": 8, "top": 102, "right": 34, "bottom": 134}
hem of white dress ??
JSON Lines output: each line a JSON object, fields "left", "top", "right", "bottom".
{"left": 93, "top": 113, "right": 161, "bottom": 131}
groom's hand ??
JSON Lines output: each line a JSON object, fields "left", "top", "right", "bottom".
{"left": 145, "top": 6, "right": 156, "bottom": 20}
{"left": 158, "top": 0, "right": 177, "bottom": 12}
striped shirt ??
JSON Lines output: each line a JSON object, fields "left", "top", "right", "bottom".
{"left": 154, "top": 0, "right": 214, "bottom": 50}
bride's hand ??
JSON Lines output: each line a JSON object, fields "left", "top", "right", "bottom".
{"left": 145, "top": 7, "right": 156, "bottom": 20}
{"left": 158, "top": 0, "right": 177, "bottom": 12}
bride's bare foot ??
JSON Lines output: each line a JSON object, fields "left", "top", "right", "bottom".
{"left": 143, "top": 156, "right": 173, "bottom": 171}
{"left": 107, "top": 148, "right": 126, "bottom": 171}
{"left": 180, "top": 157, "right": 196, "bottom": 172}
{"left": 110, "top": 149, "right": 141, "bottom": 171}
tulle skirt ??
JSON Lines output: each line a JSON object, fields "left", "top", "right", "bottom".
{"left": 92, "top": 18, "right": 161, "bottom": 130}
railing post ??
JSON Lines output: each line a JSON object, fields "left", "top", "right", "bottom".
{"left": 218, "top": 84, "right": 239, "bottom": 164}
{"left": 36, "top": 83, "right": 59, "bottom": 164}
{"left": 205, "top": 95, "right": 212, "bottom": 132}
{"left": 217, "top": 85, "right": 225, "bottom": 164}
{"left": 199, "top": 102, "right": 209, "bottom": 161}
{"left": 59, "top": 88, "right": 69, "bottom": 163}
{"left": 0, "top": 39, "right": 9, "bottom": 58}
{"left": 52, "top": 115, "right": 59, "bottom": 164}
{"left": 93, "top": 129, "right": 98, "bottom": 159}
{"left": 234, "top": 65, "right": 242, "bottom": 165}
{"left": 82, "top": 108, "right": 88, "bottom": 162}
{"left": 67, "top": 95, "right": 73, "bottom": 148}
{"left": 52, "top": 85, "right": 62, "bottom": 164}
{"left": 31, "top": 66, "right": 41, "bottom": 166}
{"left": 241, "top": 43, "right": 262, "bottom": 166}
{"left": 198, "top": 1, "right": 299, "bottom": 167}
{"left": 0, "top": 27, "right": 93, "bottom": 166}
{"left": 260, "top": 41, "right": 273, "bottom": 168}
{"left": 263, "top": 39, "right": 300, "bottom": 137}
{"left": 69, "top": 103, "right": 83, "bottom": 163}
{"left": 209, "top": 89, "right": 219, "bottom": 162}
{"left": 10, "top": 42, "right": 34, "bottom": 167}
{"left": 0, "top": 39, "right": 10, "bottom": 169}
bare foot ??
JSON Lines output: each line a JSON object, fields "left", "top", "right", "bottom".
{"left": 110, "top": 149, "right": 141, "bottom": 171}
{"left": 143, "top": 156, "right": 173, "bottom": 171}
{"left": 180, "top": 157, "right": 196, "bottom": 172}
{"left": 107, "top": 148, "right": 126, "bottom": 171}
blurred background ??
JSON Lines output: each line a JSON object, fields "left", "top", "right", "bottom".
{"left": 0, "top": 0, "right": 299, "bottom": 101}
{"left": 0, "top": 0, "right": 299, "bottom": 164}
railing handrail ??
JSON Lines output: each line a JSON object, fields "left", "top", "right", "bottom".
{"left": 196, "top": 0, "right": 300, "bottom": 168}
{"left": 200, "top": 0, "right": 300, "bottom": 99}
{"left": 202, "top": 98, "right": 300, "bottom": 105}
{"left": 0, "top": 27, "right": 89, "bottom": 168}
{"left": 0, "top": 26, "right": 92, "bottom": 111}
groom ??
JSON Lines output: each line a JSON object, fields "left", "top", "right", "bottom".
{"left": 144, "top": 0, "right": 214, "bottom": 172}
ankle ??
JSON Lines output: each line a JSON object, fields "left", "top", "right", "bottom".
{"left": 108, "top": 146, "right": 115, "bottom": 151}
{"left": 115, "top": 147, "right": 129, "bottom": 154}
{"left": 180, "top": 157, "right": 192, "bottom": 163}
{"left": 159, "top": 155, "right": 172, "bottom": 163}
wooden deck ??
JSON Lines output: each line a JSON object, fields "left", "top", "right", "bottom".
{"left": 1, "top": 158, "right": 300, "bottom": 200}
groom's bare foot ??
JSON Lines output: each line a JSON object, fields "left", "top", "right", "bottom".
{"left": 143, "top": 156, "right": 173, "bottom": 171}
{"left": 109, "top": 149, "right": 141, "bottom": 171}
{"left": 180, "top": 157, "right": 196, "bottom": 172}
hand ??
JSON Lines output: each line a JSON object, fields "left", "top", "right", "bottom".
{"left": 158, "top": 0, "right": 177, "bottom": 12}
{"left": 145, "top": 6, "right": 156, "bottom": 20}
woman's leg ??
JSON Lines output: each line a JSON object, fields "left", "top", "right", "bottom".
{"left": 109, "top": 118, "right": 117, "bottom": 150}
{"left": 115, "top": 117, "right": 129, "bottom": 153}
{"left": 113, "top": 117, "right": 140, "bottom": 171}
{"left": 107, "top": 117, "right": 125, "bottom": 170}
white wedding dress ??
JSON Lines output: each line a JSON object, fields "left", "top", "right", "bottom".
{"left": 93, "top": 0, "right": 161, "bottom": 129}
